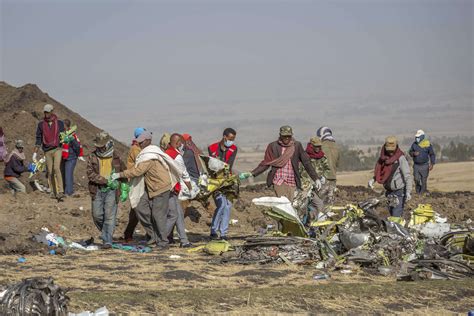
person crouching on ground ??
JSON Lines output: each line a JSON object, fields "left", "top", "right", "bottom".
{"left": 4, "top": 140, "right": 27, "bottom": 195}
{"left": 369, "top": 136, "right": 412, "bottom": 219}
{"left": 87, "top": 132, "right": 125, "bottom": 249}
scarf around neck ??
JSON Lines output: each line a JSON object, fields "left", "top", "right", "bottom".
{"left": 42, "top": 114, "right": 59, "bottom": 147}
{"left": 5, "top": 148, "right": 25, "bottom": 164}
{"left": 305, "top": 143, "right": 325, "bottom": 159}
{"left": 374, "top": 147, "right": 404, "bottom": 184}
{"left": 261, "top": 139, "right": 295, "bottom": 168}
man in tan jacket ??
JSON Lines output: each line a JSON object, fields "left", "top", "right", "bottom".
{"left": 113, "top": 131, "right": 173, "bottom": 250}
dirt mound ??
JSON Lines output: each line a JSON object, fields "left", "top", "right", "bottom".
{"left": 0, "top": 185, "right": 472, "bottom": 255}
{"left": 0, "top": 81, "right": 128, "bottom": 191}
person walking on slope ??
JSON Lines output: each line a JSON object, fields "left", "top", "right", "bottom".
{"left": 61, "top": 119, "right": 84, "bottom": 196}
{"left": 33, "top": 104, "right": 66, "bottom": 200}
{"left": 87, "top": 132, "right": 125, "bottom": 249}
{"left": 242, "top": 126, "right": 321, "bottom": 203}
{"left": 369, "top": 136, "right": 412, "bottom": 219}
{"left": 409, "top": 130, "right": 436, "bottom": 195}
{"left": 316, "top": 126, "right": 339, "bottom": 205}
{"left": 165, "top": 133, "right": 193, "bottom": 248}
{"left": 208, "top": 128, "right": 239, "bottom": 240}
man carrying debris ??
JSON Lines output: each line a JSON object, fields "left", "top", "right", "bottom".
{"left": 123, "top": 127, "right": 147, "bottom": 242}
{"left": 182, "top": 133, "right": 202, "bottom": 181}
{"left": 244, "top": 126, "right": 321, "bottom": 203}
{"left": 112, "top": 131, "right": 183, "bottom": 250}
{"left": 369, "top": 136, "right": 412, "bottom": 218}
{"left": 409, "top": 130, "right": 436, "bottom": 195}
{"left": 316, "top": 126, "right": 339, "bottom": 205}
{"left": 87, "top": 132, "right": 125, "bottom": 249}
{"left": 4, "top": 140, "right": 27, "bottom": 194}
{"left": 299, "top": 137, "right": 331, "bottom": 222}
{"left": 61, "top": 119, "right": 84, "bottom": 196}
{"left": 208, "top": 128, "right": 239, "bottom": 240}
{"left": 33, "top": 104, "right": 66, "bottom": 200}
{"left": 165, "top": 133, "right": 193, "bottom": 248}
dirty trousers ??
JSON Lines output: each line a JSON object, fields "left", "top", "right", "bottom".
{"left": 135, "top": 191, "right": 170, "bottom": 247}
{"left": 45, "top": 148, "right": 63, "bottom": 194}
{"left": 166, "top": 192, "right": 189, "bottom": 244}
{"left": 6, "top": 177, "right": 26, "bottom": 193}
{"left": 274, "top": 183, "right": 296, "bottom": 202}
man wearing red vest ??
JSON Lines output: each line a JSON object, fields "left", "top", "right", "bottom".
{"left": 165, "top": 133, "right": 193, "bottom": 247}
{"left": 208, "top": 128, "right": 238, "bottom": 240}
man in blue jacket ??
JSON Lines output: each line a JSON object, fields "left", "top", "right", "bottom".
{"left": 409, "top": 130, "right": 436, "bottom": 195}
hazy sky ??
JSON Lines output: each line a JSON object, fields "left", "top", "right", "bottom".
{"left": 1, "top": 0, "right": 472, "bottom": 144}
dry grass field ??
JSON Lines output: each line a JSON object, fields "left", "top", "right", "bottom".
{"left": 338, "top": 161, "right": 474, "bottom": 192}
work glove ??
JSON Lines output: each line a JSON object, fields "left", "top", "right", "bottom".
{"left": 110, "top": 173, "right": 121, "bottom": 181}
{"left": 78, "top": 156, "right": 86, "bottom": 162}
{"left": 239, "top": 172, "right": 252, "bottom": 180}
{"left": 405, "top": 192, "right": 412, "bottom": 201}
{"left": 38, "top": 157, "right": 46, "bottom": 164}
{"left": 32, "top": 152, "right": 37, "bottom": 162}
{"left": 368, "top": 178, "right": 375, "bottom": 189}
{"left": 320, "top": 176, "right": 326, "bottom": 185}
{"left": 314, "top": 179, "right": 322, "bottom": 191}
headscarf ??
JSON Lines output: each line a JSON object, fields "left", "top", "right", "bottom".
{"left": 317, "top": 126, "right": 335, "bottom": 142}
{"left": 160, "top": 133, "right": 171, "bottom": 151}
{"left": 5, "top": 148, "right": 26, "bottom": 164}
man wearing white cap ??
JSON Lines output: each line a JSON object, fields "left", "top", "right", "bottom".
{"left": 33, "top": 103, "right": 66, "bottom": 200}
{"left": 409, "top": 130, "right": 436, "bottom": 194}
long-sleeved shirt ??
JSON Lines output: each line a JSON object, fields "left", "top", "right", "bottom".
{"left": 386, "top": 155, "right": 413, "bottom": 193}
{"left": 121, "top": 159, "right": 172, "bottom": 198}
{"left": 409, "top": 141, "right": 436, "bottom": 165}
{"left": 35, "top": 120, "right": 65, "bottom": 152}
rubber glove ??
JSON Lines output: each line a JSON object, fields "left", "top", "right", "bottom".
{"left": 314, "top": 179, "right": 322, "bottom": 191}
{"left": 239, "top": 172, "right": 252, "bottom": 180}
{"left": 110, "top": 173, "right": 121, "bottom": 181}
{"left": 406, "top": 192, "right": 412, "bottom": 201}
{"left": 78, "top": 156, "right": 86, "bottom": 162}
{"left": 320, "top": 176, "right": 326, "bottom": 185}
{"left": 368, "top": 178, "right": 375, "bottom": 189}
{"left": 32, "top": 152, "right": 37, "bottom": 162}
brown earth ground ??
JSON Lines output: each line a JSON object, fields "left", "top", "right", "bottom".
{"left": 0, "top": 181, "right": 473, "bottom": 314}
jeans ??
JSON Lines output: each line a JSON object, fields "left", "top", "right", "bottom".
{"left": 91, "top": 190, "right": 118, "bottom": 245}
{"left": 63, "top": 159, "right": 77, "bottom": 196}
{"left": 414, "top": 163, "right": 429, "bottom": 194}
{"left": 166, "top": 192, "right": 189, "bottom": 244}
{"left": 386, "top": 189, "right": 405, "bottom": 217}
{"left": 211, "top": 193, "right": 232, "bottom": 237}
{"left": 6, "top": 177, "right": 26, "bottom": 194}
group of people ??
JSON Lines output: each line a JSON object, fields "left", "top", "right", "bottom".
{"left": 0, "top": 103, "right": 437, "bottom": 249}
{"left": 1, "top": 104, "right": 84, "bottom": 197}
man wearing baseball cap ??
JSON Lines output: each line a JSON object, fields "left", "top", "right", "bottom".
{"left": 33, "top": 103, "right": 66, "bottom": 200}
{"left": 409, "top": 130, "right": 436, "bottom": 195}
{"left": 369, "top": 136, "right": 412, "bottom": 219}
{"left": 245, "top": 125, "right": 321, "bottom": 203}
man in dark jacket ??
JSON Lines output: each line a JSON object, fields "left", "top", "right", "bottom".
{"left": 61, "top": 119, "right": 82, "bottom": 196}
{"left": 87, "top": 132, "right": 125, "bottom": 249}
{"left": 33, "top": 103, "right": 65, "bottom": 200}
{"left": 409, "top": 130, "right": 436, "bottom": 195}
{"left": 245, "top": 126, "right": 321, "bottom": 202}
{"left": 4, "top": 140, "right": 27, "bottom": 194}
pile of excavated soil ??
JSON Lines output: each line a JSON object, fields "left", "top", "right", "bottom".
{"left": 0, "top": 185, "right": 472, "bottom": 255}
{"left": 0, "top": 81, "right": 128, "bottom": 191}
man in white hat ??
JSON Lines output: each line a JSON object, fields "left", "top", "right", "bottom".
{"left": 33, "top": 103, "right": 66, "bottom": 200}
{"left": 409, "top": 130, "right": 436, "bottom": 194}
